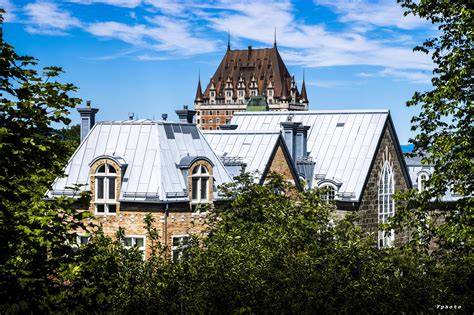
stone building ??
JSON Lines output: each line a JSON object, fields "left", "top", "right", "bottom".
{"left": 194, "top": 40, "right": 308, "bottom": 130}
{"left": 208, "top": 110, "right": 412, "bottom": 247}
{"left": 48, "top": 105, "right": 306, "bottom": 259}
{"left": 50, "top": 102, "right": 416, "bottom": 255}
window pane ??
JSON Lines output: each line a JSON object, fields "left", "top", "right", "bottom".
{"left": 108, "top": 164, "right": 116, "bottom": 173}
{"left": 124, "top": 237, "right": 132, "bottom": 247}
{"left": 97, "top": 165, "right": 106, "bottom": 173}
{"left": 201, "top": 166, "right": 208, "bottom": 174}
{"left": 97, "top": 178, "right": 104, "bottom": 199}
{"left": 108, "top": 178, "right": 115, "bottom": 200}
{"left": 135, "top": 237, "right": 144, "bottom": 248}
{"left": 96, "top": 204, "right": 105, "bottom": 213}
{"left": 108, "top": 204, "right": 116, "bottom": 213}
{"left": 201, "top": 178, "right": 208, "bottom": 200}
{"left": 192, "top": 178, "right": 199, "bottom": 200}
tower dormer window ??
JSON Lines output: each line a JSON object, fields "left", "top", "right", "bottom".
{"left": 94, "top": 163, "right": 118, "bottom": 214}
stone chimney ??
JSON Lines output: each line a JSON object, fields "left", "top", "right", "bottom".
{"left": 77, "top": 100, "right": 99, "bottom": 142}
{"left": 175, "top": 105, "right": 196, "bottom": 124}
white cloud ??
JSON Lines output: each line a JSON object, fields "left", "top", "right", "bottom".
{"left": 358, "top": 68, "right": 432, "bottom": 84}
{"left": 314, "top": 0, "right": 429, "bottom": 30}
{"left": 24, "top": 1, "right": 81, "bottom": 35}
{"left": 0, "top": 0, "right": 17, "bottom": 22}
{"left": 86, "top": 17, "right": 219, "bottom": 55}
{"left": 68, "top": 0, "right": 142, "bottom": 8}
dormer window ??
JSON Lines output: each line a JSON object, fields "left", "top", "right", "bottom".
{"left": 320, "top": 184, "right": 336, "bottom": 202}
{"left": 417, "top": 172, "right": 429, "bottom": 192}
{"left": 191, "top": 164, "right": 210, "bottom": 203}
{"left": 94, "top": 163, "right": 118, "bottom": 214}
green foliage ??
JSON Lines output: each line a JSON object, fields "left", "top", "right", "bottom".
{"left": 53, "top": 124, "right": 80, "bottom": 156}
{"left": 393, "top": 0, "right": 473, "bottom": 247}
{"left": 0, "top": 14, "right": 89, "bottom": 312}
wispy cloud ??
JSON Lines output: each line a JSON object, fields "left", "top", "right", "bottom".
{"left": 358, "top": 68, "right": 432, "bottom": 84}
{"left": 13, "top": 0, "right": 435, "bottom": 82}
{"left": 0, "top": 0, "right": 17, "bottom": 22}
{"left": 24, "top": 1, "right": 81, "bottom": 35}
{"left": 314, "top": 0, "right": 430, "bottom": 30}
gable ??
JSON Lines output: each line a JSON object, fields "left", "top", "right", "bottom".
{"left": 261, "top": 138, "right": 301, "bottom": 189}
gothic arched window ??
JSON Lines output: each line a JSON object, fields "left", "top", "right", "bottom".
{"left": 378, "top": 161, "right": 395, "bottom": 248}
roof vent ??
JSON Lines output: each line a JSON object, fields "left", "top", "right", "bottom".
{"left": 162, "top": 113, "right": 168, "bottom": 121}
{"left": 128, "top": 112, "right": 134, "bottom": 120}
{"left": 336, "top": 122, "right": 345, "bottom": 127}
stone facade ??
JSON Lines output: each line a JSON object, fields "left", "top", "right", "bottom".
{"left": 264, "top": 141, "right": 298, "bottom": 185}
{"left": 356, "top": 125, "right": 410, "bottom": 245}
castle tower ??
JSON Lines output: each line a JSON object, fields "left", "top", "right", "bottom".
{"left": 194, "top": 41, "right": 309, "bottom": 130}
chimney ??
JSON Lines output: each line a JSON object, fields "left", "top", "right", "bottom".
{"left": 280, "top": 121, "right": 309, "bottom": 160}
{"left": 162, "top": 113, "right": 168, "bottom": 121}
{"left": 175, "top": 105, "right": 196, "bottom": 124}
{"left": 77, "top": 100, "right": 99, "bottom": 142}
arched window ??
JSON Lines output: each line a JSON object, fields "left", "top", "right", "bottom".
{"left": 320, "top": 184, "right": 336, "bottom": 202}
{"left": 378, "top": 161, "right": 395, "bottom": 248}
{"left": 95, "top": 163, "right": 117, "bottom": 214}
{"left": 191, "top": 164, "right": 210, "bottom": 203}
{"left": 417, "top": 172, "right": 429, "bottom": 192}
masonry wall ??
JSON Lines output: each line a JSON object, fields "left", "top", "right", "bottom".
{"left": 265, "top": 142, "right": 298, "bottom": 184}
{"left": 356, "top": 125, "right": 410, "bottom": 245}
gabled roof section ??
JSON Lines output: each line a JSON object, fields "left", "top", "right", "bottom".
{"left": 202, "top": 46, "right": 294, "bottom": 100}
{"left": 202, "top": 129, "right": 281, "bottom": 181}
{"left": 49, "top": 119, "right": 232, "bottom": 203}
{"left": 231, "top": 110, "right": 391, "bottom": 202}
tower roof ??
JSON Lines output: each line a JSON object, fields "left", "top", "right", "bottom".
{"left": 300, "top": 75, "right": 308, "bottom": 103}
{"left": 202, "top": 46, "right": 293, "bottom": 100}
{"left": 195, "top": 76, "right": 203, "bottom": 102}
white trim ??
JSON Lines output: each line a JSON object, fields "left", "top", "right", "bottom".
{"left": 123, "top": 235, "right": 146, "bottom": 260}
{"left": 171, "top": 234, "right": 190, "bottom": 262}
{"left": 378, "top": 161, "right": 395, "bottom": 248}
{"left": 417, "top": 171, "right": 429, "bottom": 193}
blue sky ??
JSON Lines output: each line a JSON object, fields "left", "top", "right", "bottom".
{"left": 3, "top": 0, "right": 436, "bottom": 144}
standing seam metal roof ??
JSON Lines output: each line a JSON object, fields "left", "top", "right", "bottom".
{"left": 49, "top": 120, "right": 233, "bottom": 202}
{"left": 230, "top": 110, "right": 390, "bottom": 202}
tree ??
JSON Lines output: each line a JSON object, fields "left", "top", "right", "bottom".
{"left": 390, "top": 1, "right": 473, "bottom": 309}
{"left": 0, "top": 11, "right": 89, "bottom": 312}
{"left": 171, "top": 173, "right": 440, "bottom": 313}
{"left": 54, "top": 124, "right": 80, "bottom": 156}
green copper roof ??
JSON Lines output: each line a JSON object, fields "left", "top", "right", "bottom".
{"left": 246, "top": 96, "right": 269, "bottom": 111}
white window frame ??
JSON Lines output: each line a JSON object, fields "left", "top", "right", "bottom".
{"left": 417, "top": 172, "right": 429, "bottom": 193}
{"left": 319, "top": 184, "right": 336, "bottom": 203}
{"left": 378, "top": 161, "right": 395, "bottom": 248}
{"left": 123, "top": 235, "right": 146, "bottom": 260}
{"left": 191, "top": 164, "right": 210, "bottom": 204}
{"left": 94, "top": 163, "right": 118, "bottom": 215}
{"left": 171, "top": 234, "right": 190, "bottom": 262}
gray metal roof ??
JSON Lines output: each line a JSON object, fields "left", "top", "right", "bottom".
{"left": 404, "top": 156, "right": 461, "bottom": 202}
{"left": 49, "top": 120, "right": 233, "bottom": 203}
{"left": 202, "top": 130, "right": 281, "bottom": 180}
{"left": 230, "top": 110, "right": 390, "bottom": 202}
